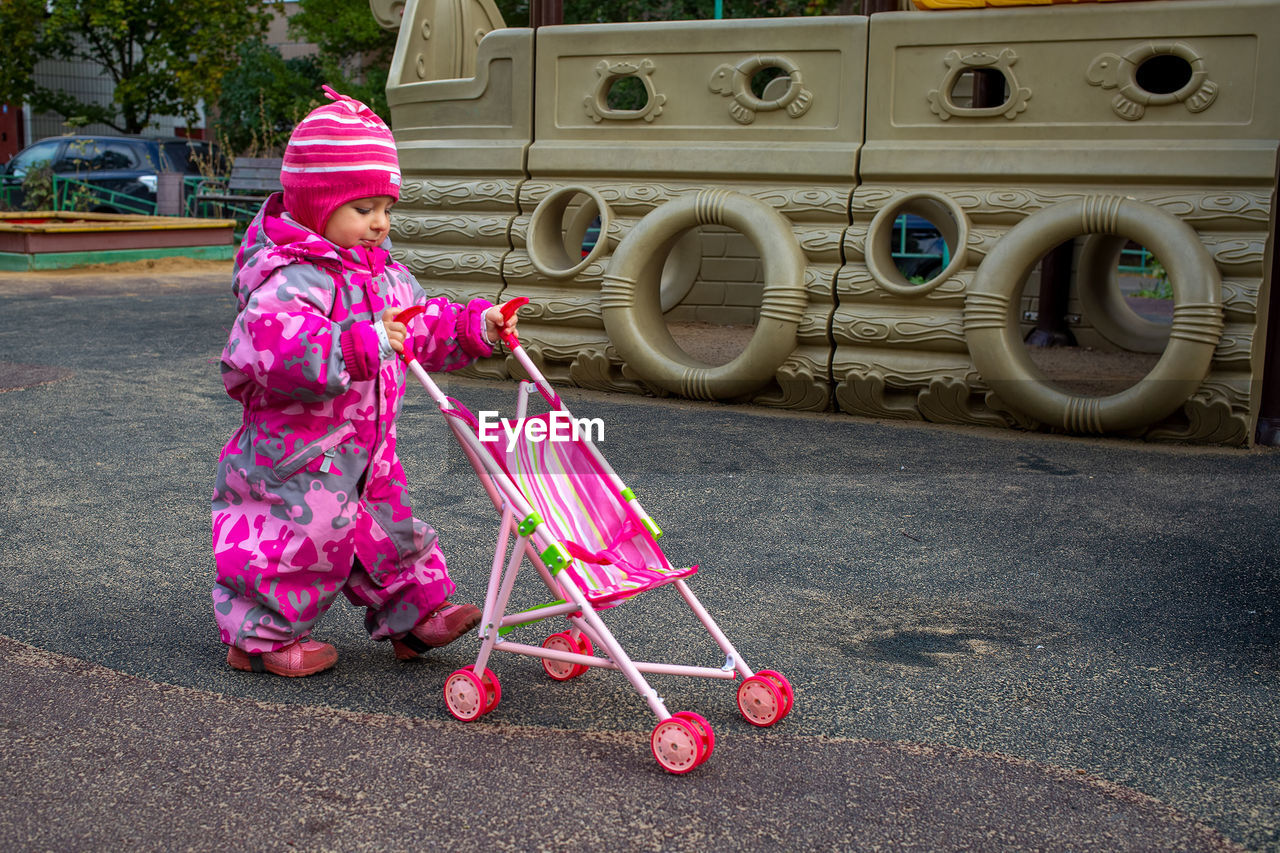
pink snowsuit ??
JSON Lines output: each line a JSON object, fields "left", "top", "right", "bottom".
{"left": 212, "top": 195, "right": 494, "bottom": 654}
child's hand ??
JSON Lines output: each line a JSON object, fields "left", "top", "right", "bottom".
{"left": 380, "top": 307, "right": 407, "bottom": 353}
{"left": 485, "top": 304, "right": 518, "bottom": 343}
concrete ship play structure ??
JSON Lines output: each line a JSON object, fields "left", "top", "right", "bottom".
{"left": 372, "top": 0, "right": 1280, "bottom": 446}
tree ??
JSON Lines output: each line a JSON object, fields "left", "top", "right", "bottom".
{"left": 287, "top": 0, "right": 399, "bottom": 120}
{"left": 215, "top": 41, "right": 325, "bottom": 156}
{"left": 0, "top": 1, "right": 43, "bottom": 111}
{"left": 0, "top": 0, "right": 273, "bottom": 135}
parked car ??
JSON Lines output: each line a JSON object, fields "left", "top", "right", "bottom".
{"left": 0, "top": 135, "right": 218, "bottom": 215}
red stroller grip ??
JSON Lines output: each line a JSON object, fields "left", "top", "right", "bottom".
{"left": 392, "top": 305, "right": 426, "bottom": 326}
{"left": 391, "top": 305, "right": 426, "bottom": 364}
{"left": 498, "top": 297, "right": 528, "bottom": 348}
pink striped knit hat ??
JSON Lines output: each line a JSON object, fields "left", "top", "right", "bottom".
{"left": 280, "top": 85, "right": 401, "bottom": 235}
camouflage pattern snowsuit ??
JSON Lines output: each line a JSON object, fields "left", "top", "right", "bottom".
{"left": 212, "top": 195, "right": 494, "bottom": 654}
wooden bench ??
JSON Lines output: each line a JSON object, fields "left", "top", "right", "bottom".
{"left": 190, "top": 157, "right": 283, "bottom": 218}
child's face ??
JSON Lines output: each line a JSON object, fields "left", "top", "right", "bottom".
{"left": 323, "top": 196, "right": 395, "bottom": 250}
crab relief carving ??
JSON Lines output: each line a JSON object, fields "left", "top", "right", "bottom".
{"left": 708, "top": 55, "right": 813, "bottom": 125}
{"left": 584, "top": 59, "right": 666, "bottom": 123}
{"left": 1086, "top": 42, "right": 1217, "bottom": 121}
{"left": 927, "top": 49, "right": 1031, "bottom": 121}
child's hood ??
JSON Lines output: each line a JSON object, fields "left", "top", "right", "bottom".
{"left": 232, "top": 193, "right": 388, "bottom": 308}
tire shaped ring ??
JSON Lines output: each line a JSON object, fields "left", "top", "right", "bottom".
{"left": 964, "top": 195, "right": 1222, "bottom": 434}
{"left": 527, "top": 185, "right": 612, "bottom": 281}
{"left": 601, "top": 189, "right": 808, "bottom": 401}
{"left": 864, "top": 191, "right": 970, "bottom": 298}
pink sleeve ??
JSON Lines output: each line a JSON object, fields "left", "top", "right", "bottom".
{"left": 340, "top": 321, "right": 381, "bottom": 382}
{"left": 408, "top": 297, "right": 495, "bottom": 372}
{"left": 456, "top": 298, "right": 496, "bottom": 360}
{"left": 220, "top": 267, "right": 352, "bottom": 403}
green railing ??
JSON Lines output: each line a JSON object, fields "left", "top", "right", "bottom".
{"left": 891, "top": 214, "right": 951, "bottom": 268}
{"left": 2, "top": 174, "right": 229, "bottom": 218}
{"left": 0, "top": 174, "right": 156, "bottom": 215}
{"left": 1119, "top": 244, "right": 1160, "bottom": 275}
{"left": 55, "top": 174, "right": 156, "bottom": 215}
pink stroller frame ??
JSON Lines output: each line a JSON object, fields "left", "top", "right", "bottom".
{"left": 397, "top": 300, "right": 793, "bottom": 773}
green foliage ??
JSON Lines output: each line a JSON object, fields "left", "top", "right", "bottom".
{"left": 0, "top": 0, "right": 42, "bottom": 106}
{"left": 0, "top": 0, "right": 272, "bottom": 134}
{"left": 288, "top": 0, "right": 398, "bottom": 120}
{"left": 60, "top": 180, "right": 98, "bottom": 212}
{"left": 1132, "top": 256, "right": 1172, "bottom": 300}
{"left": 20, "top": 161, "right": 57, "bottom": 211}
{"left": 13, "top": 159, "right": 94, "bottom": 212}
{"left": 215, "top": 42, "right": 326, "bottom": 156}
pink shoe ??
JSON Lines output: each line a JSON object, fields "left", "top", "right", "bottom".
{"left": 391, "top": 602, "right": 482, "bottom": 660}
{"left": 227, "top": 638, "right": 338, "bottom": 677}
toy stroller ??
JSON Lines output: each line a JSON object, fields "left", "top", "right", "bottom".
{"left": 396, "top": 299, "right": 793, "bottom": 773}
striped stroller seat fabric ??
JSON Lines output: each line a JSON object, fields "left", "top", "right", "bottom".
{"left": 490, "top": 412, "right": 696, "bottom": 606}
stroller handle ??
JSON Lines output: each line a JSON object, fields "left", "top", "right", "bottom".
{"left": 391, "top": 305, "right": 427, "bottom": 364}
{"left": 394, "top": 298, "right": 527, "bottom": 360}
{"left": 497, "top": 296, "right": 528, "bottom": 349}
{"left": 394, "top": 299, "right": 554, "bottom": 408}
{"left": 391, "top": 297, "right": 527, "bottom": 361}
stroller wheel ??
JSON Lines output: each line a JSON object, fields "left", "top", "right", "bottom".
{"left": 672, "top": 711, "right": 715, "bottom": 761}
{"left": 444, "top": 668, "right": 487, "bottom": 722}
{"left": 651, "top": 717, "right": 706, "bottom": 774}
{"left": 753, "top": 669, "right": 794, "bottom": 720}
{"left": 737, "top": 674, "right": 786, "bottom": 727}
{"left": 541, "top": 632, "right": 586, "bottom": 681}
{"left": 571, "top": 632, "right": 594, "bottom": 677}
{"left": 480, "top": 667, "right": 502, "bottom": 714}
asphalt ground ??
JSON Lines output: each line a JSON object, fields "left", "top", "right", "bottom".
{"left": 0, "top": 264, "right": 1276, "bottom": 851}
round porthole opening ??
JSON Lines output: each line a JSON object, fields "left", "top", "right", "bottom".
{"left": 1135, "top": 53, "right": 1194, "bottom": 97}
{"left": 865, "top": 192, "right": 969, "bottom": 297}
{"left": 751, "top": 65, "right": 790, "bottom": 99}
{"left": 1019, "top": 239, "right": 1162, "bottom": 398}
{"left": 949, "top": 67, "right": 1011, "bottom": 110}
{"left": 663, "top": 226, "right": 758, "bottom": 368}
{"left": 528, "top": 186, "right": 612, "bottom": 280}
{"left": 605, "top": 75, "right": 649, "bottom": 113}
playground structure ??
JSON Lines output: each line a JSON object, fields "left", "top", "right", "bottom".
{"left": 377, "top": 0, "right": 1280, "bottom": 446}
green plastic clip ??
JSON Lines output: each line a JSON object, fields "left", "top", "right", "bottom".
{"left": 540, "top": 542, "right": 572, "bottom": 573}
{"left": 620, "top": 487, "right": 661, "bottom": 539}
{"left": 497, "top": 599, "right": 567, "bottom": 637}
{"left": 518, "top": 511, "right": 542, "bottom": 537}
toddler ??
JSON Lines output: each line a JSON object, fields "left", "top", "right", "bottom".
{"left": 211, "top": 86, "right": 516, "bottom": 676}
